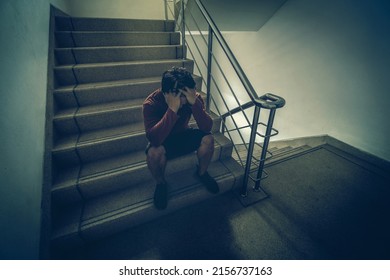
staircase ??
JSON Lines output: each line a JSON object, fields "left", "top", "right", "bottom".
{"left": 50, "top": 16, "right": 244, "bottom": 252}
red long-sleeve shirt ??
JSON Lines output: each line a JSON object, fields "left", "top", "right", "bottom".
{"left": 143, "top": 89, "right": 213, "bottom": 147}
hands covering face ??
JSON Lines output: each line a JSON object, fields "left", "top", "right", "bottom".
{"left": 164, "top": 85, "right": 197, "bottom": 113}
{"left": 178, "top": 87, "right": 197, "bottom": 105}
{"left": 164, "top": 90, "right": 181, "bottom": 113}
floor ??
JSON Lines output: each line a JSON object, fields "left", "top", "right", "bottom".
{"left": 52, "top": 144, "right": 390, "bottom": 260}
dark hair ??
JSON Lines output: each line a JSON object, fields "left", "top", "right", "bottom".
{"left": 161, "top": 67, "right": 196, "bottom": 93}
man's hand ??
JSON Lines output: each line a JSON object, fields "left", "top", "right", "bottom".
{"left": 164, "top": 91, "right": 181, "bottom": 113}
{"left": 180, "top": 87, "right": 197, "bottom": 105}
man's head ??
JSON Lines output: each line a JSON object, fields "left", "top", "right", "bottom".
{"left": 161, "top": 67, "right": 196, "bottom": 95}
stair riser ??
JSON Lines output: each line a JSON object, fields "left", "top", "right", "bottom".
{"left": 56, "top": 46, "right": 183, "bottom": 65}
{"left": 52, "top": 141, "right": 233, "bottom": 205}
{"left": 54, "top": 76, "right": 202, "bottom": 109}
{"left": 55, "top": 60, "right": 194, "bottom": 86}
{"left": 56, "top": 32, "right": 180, "bottom": 48}
{"left": 56, "top": 17, "right": 175, "bottom": 32}
{"left": 54, "top": 106, "right": 143, "bottom": 136}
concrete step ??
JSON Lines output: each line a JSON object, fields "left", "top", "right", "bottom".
{"left": 264, "top": 145, "right": 317, "bottom": 166}
{"left": 53, "top": 75, "right": 203, "bottom": 109}
{"left": 56, "top": 16, "right": 175, "bottom": 32}
{"left": 53, "top": 88, "right": 212, "bottom": 136}
{"left": 54, "top": 59, "right": 194, "bottom": 86}
{"left": 51, "top": 132, "right": 232, "bottom": 206}
{"left": 52, "top": 112, "right": 222, "bottom": 167}
{"left": 55, "top": 45, "right": 184, "bottom": 65}
{"left": 51, "top": 157, "right": 244, "bottom": 249}
{"left": 53, "top": 98, "right": 145, "bottom": 136}
{"left": 55, "top": 31, "right": 180, "bottom": 48}
{"left": 232, "top": 143, "right": 316, "bottom": 170}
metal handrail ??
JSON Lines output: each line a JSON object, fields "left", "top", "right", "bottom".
{"left": 194, "top": 0, "right": 285, "bottom": 110}
{"left": 165, "top": 0, "right": 286, "bottom": 198}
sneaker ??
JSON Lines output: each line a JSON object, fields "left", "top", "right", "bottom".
{"left": 196, "top": 167, "right": 219, "bottom": 194}
{"left": 154, "top": 182, "right": 168, "bottom": 210}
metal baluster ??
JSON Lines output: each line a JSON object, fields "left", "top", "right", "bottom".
{"left": 181, "top": 0, "right": 186, "bottom": 58}
{"left": 254, "top": 108, "right": 276, "bottom": 191}
{"left": 164, "top": 0, "right": 168, "bottom": 20}
{"left": 206, "top": 26, "right": 213, "bottom": 113}
{"left": 241, "top": 105, "right": 261, "bottom": 196}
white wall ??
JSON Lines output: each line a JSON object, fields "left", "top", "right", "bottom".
{"left": 67, "top": 0, "right": 167, "bottom": 19}
{"left": 204, "top": 0, "right": 390, "bottom": 161}
{"left": 0, "top": 0, "right": 70, "bottom": 259}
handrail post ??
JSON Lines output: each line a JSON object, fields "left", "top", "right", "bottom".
{"left": 254, "top": 108, "right": 276, "bottom": 190}
{"left": 164, "top": 0, "right": 168, "bottom": 20}
{"left": 206, "top": 26, "right": 213, "bottom": 112}
{"left": 181, "top": 0, "right": 186, "bottom": 59}
{"left": 241, "top": 105, "right": 261, "bottom": 196}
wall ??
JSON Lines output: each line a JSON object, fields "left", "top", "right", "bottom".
{"left": 0, "top": 0, "right": 70, "bottom": 259}
{"left": 67, "top": 0, "right": 167, "bottom": 19}
{"left": 199, "top": 0, "right": 390, "bottom": 160}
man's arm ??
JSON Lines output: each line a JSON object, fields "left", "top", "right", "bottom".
{"left": 181, "top": 87, "right": 213, "bottom": 133}
{"left": 143, "top": 105, "right": 178, "bottom": 147}
{"left": 143, "top": 92, "right": 181, "bottom": 146}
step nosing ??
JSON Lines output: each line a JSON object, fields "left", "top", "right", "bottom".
{"left": 53, "top": 129, "right": 144, "bottom": 152}
{"left": 54, "top": 77, "right": 162, "bottom": 92}
{"left": 78, "top": 130, "right": 144, "bottom": 146}
{"left": 56, "top": 30, "right": 178, "bottom": 33}
{"left": 77, "top": 105, "right": 142, "bottom": 116}
{"left": 55, "top": 59, "right": 190, "bottom": 69}
{"left": 80, "top": 160, "right": 146, "bottom": 182}
{"left": 56, "top": 45, "right": 181, "bottom": 51}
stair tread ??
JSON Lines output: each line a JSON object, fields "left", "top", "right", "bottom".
{"left": 55, "top": 58, "right": 192, "bottom": 69}
{"left": 54, "top": 98, "right": 145, "bottom": 120}
{"left": 54, "top": 76, "right": 162, "bottom": 92}
{"left": 54, "top": 73, "right": 204, "bottom": 93}
{"left": 265, "top": 145, "right": 315, "bottom": 165}
{"left": 53, "top": 110, "right": 219, "bottom": 152}
{"left": 53, "top": 122, "right": 145, "bottom": 152}
{"left": 56, "top": 30, "right": 178, "bottom": 34}
{"left": 57, "top": 16, "right": 175, "bottom": 22}
{"left": 81, "top": 158, "right": 237, "bottom": 222}
{"left": 233, "top": 144, "right": 315, "bottom": 168}
{"left": 55, "top": 45, "right": 181, "bottom": 51}
{"left": 55, "top": 16, "right": 175, "bottom": 32}
{"left": 53, "top": 129, "right": 228, "bottom": 189}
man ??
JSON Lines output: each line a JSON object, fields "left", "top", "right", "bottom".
{"left": 143, "top": 67, "right": 219, "bottom": 210}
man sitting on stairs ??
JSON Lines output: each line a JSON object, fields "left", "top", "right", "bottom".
{"left": 143, "top": 67, "right": 219, "bottom": 210}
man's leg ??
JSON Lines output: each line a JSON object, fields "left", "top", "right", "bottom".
{"left": 196, "top": 134, "right": 219, "bottom": 193}
{"left": 146, "top": 146, "right": 167, "bottom": 183}
{"left": 196, "top": 134, "right": 214, "bottom": 176}
{"left": 146, "top": 146, "right": 168, "bottom": 209}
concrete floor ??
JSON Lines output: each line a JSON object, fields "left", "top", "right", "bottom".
{"left": 52, "top": 145, "right": 390, "bottom": 260}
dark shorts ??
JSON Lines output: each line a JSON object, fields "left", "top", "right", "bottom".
{"left": 146, "top": 129, "right": 210, "bottom": 160}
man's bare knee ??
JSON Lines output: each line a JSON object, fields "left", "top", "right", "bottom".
{"left": 147, "top": 146, "right": 166, "bottom": 163}
{"left": 201, "top": 134, "right": 214, "bottom": 148}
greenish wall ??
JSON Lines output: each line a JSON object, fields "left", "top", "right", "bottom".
{"left": 0, "top": 0, "right": 70, "bottom": 259}
{"left": 195, "top": 0, "right": 390, "bottom": 161}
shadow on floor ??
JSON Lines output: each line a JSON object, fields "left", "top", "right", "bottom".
{"left": 52, "top": 145, "right": 390, "bottom": 260}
